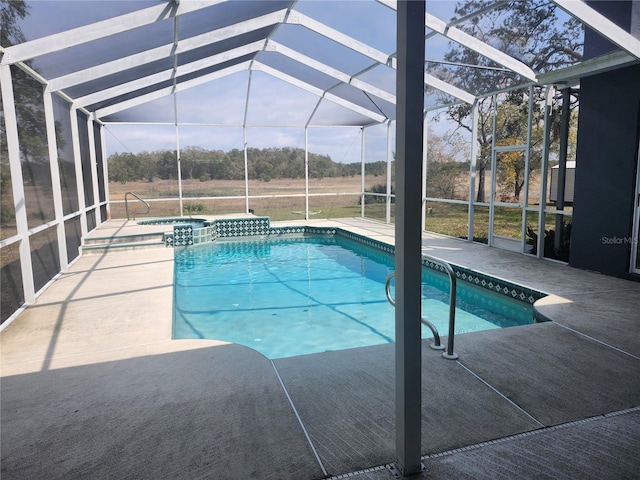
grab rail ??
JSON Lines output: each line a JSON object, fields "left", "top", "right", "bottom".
{"left": 385, "top": 255, "right": 458, "bottom": 359}
{"left": 124, "top": 192, "right": 150, "bottom": 220}
{"left": 385, "top": 272, "right": 444, "bottom": 352}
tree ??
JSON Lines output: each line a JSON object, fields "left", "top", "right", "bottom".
{"left": 435, "top": 1, "right": 582, "bottom": 202}
{"left": 426, "top": 132, "right": 469, "bottom": 200}
{"left": 1, "top": 0, "right": 29, "bottom": 47}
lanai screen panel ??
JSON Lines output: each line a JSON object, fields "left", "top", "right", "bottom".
{"left": 245, "top": 71, "right": 320, "bottom": 126}
{"left": 52, "top": 94, "right": 80, "bottom": 215}
{"left": 12, "top": 65, "right": 56, "bottom": 229}
{"left": 175, "top": 74, "right": 250, "bottom": 125}
{"left": 0, "top": 93, "right": 16, "bottom": 240}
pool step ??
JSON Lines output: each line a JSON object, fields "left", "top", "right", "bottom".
{"left": 82, "top": 232, "right": 166, "bottom": 254}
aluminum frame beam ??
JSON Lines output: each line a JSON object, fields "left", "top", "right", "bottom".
{"left": 552, "top": 0, "right": 640, "bottom": 59}
{"left": 1, "top": 1, "right": 225, "bottom": 65}
{"left": 94, "top": 61, "right": 251, "bottom": 119}
{"left": 424, "top": 12, "right": 537, "bottom": 82}
{"left": 75, "top": 41, "right": 265, "bottom": 108}
{"left": 45, "top": 9, "right": 287, "bottom": 93}
{"left": 288, "top": 10, "right": 391, "bottom": 65}
{"left": 424, "top": 72, "right": 475, "bottom": 105}
{"left": 537, "top": 50, "right": 639, "bottom": 86}
{"left": 285, "top": 13, "right": 474, "bottom": 105}
{"left": 254, "top": 62, "right": 387, "bottom": 123}
{"left": 378, "top": 0, "right": 537, "bottom": 82}
{"left": 267, "top": 40, "right": 396, "bottom": 104}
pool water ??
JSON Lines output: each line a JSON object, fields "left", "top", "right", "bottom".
{"left": 173, "top": 235, "right": 532, "bottom": 359}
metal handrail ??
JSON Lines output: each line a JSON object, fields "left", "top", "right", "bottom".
{"left": 385, "top": 255, "right": 458, "bottom": 359}
{"left": 385, "top": 272, "right": 444, "bottom": 351}
{"left": 124, "top": 192, "right": 150, "bottom": 220}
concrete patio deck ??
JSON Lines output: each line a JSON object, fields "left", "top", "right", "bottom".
{"left": 1, "top": 217, "right": 639, "bottom": 479}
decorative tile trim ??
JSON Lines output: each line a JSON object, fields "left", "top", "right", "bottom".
{"left": 419, "top": 257, "right": 546, "bottom": 306}
{"left": 335, "top": 229, "right": 394, "bottom": 254}
{"left": 173, "top": 224, "right": 194, "bottom": 247}
{"left": 164, "top": 232, "right": 174, "bottom": 247}
{"left": 216, "top": 217, "right": 270, "bottom": 237}
{"left": 268, "top": 226, "right": 306, "bottom": 236}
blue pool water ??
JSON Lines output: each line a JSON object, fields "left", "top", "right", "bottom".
{"left": 173, "top": 235, "right": 533, "bottom": 359}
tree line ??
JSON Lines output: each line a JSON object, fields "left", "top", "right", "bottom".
{"left": 108, "top": 147, "right": 388, "bottom": 183}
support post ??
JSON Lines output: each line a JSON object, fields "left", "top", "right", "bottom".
{"left": 242, "top": 70, "right": 254, "bottom": 215}
{"left": 394, "top": 0, "right": 425, "bottom": 476}
{"left": 487, "top": 95, "right": 498, "bottom": 247}
{"left": 99, "top": 123, "right": 111, "bottom": 219}
{"left": 43, "top": 90, "right": 69, "bottom": 271}
{"left": 468, "top": 101, "right": 479, "bottom": 242}
{"left": 305, "top": 126, "right": 310, "bottom": 220}
{"left": 386, "top": 121, "right": 393, "bottom": 224}
{"left": 1, "top": 64, "right": 36, "bottom": 303}
{"left": 173, "top": 92, "right": 183, "bottom": 217}
{"left": 361, "top": 127, "right": 366, "bottom": 218}
{"left": 520, "top": 85, "right": 534, "bottom": 253}
{"left": 554, "top": 87, "right": 571, "bottom": 255}
{"left": 243, "top": 127, "right": 249, "bottom": 214}
{"left": 86, "top": 115, "right": 101, "bottom": 228}
{"left": 538, "top": 86, "right": 554, "bottom": 258}
{"left": 69, "top": 106, "right": 88, "bottom": 237}
{"left": 421, "top": 115, "right": 428, "bottom": 231}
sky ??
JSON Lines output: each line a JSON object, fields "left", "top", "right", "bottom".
{"left": 15, "top": 0, "right": 462, "bottom": 164}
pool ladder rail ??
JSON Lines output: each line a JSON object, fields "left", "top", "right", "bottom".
{"left": 385, "top": 256, "right": 458, "bottom": 360}
{"left": 125, "top": 191, "right": 151, "bottom": 220}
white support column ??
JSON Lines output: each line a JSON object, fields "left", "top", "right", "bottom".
{"left": 554, "top": 87, "right": 571, "bottom": 255}
{"left": 173, "top": 92, "right": 183, "bottom": 217}
{"left": 305, "top": 127, "right": 310, "bottom": 221}
{"left": 520, "top": 86, "right": 535, "bottom": 253}
{"left": 537, "top": 86, "right": 555, "bottom": 258}
{"left": 487, "top": 96, "right": 498, "bottom": 247}
{"left": 86, "top": 116, "right": 101, "bottom": 229}
{"left": 386, "top": 122, "right": 393, "bottom": 224}
{"left": 361, "top": 127, "right": 366, "bottom": 218}
{"left": 43, "top": 90, "right": 69, "bottom": 271}
{"left": 468, "top": 101, "right": 479, "bottom": 242}
{"left": 421, "top": 115, "right": 428, "bottom": 232}
{"left": 99, "top": 124, "right": 111, "bottom": 220}
{"left": 243, "top": 126, "right": 250, "bottom": 214}
{"left": 394, "top": 0, "right": 425, "bottom": 476}
{"left": 69, "top": 106, "right": 88, "bottom": 237}
{"left": 242, "top": 70, "right": 253, "bottom": 215}
{"left": 0, "top": 64, "right": 35, "bottom": 303}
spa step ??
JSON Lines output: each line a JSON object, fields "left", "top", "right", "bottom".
{"left": 82, "top": 232, "right": 166, "bottom": 254}
{"left": 84, "top": 232, "right": 165, "bottom": 245}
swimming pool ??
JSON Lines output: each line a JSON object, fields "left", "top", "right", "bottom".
{"left": 173, "top": 234, "right": 534, "bottom": 359}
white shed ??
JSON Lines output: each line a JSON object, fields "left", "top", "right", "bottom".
{"left": 550, "top": 161, "right": 576, "bottom": 203}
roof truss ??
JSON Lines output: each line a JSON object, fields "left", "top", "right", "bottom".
{"left": 2, "top": 1, "right": 225, "bottom": 65}
{"left": 551, "top": 0, "right": 640, "bottom": 60}
{"left": 3, "top": 0, "right": 638, "bottom": 126}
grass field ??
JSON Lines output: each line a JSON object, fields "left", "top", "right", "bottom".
{"left": 108, "top": 176, "right": 570, "bottom": 247}
{"left": 108, "top": 176, "right": 386, "bottom": 221}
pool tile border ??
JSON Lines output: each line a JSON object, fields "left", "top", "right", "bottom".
{"left": 167, "top": 217, "right": 545, "bottom": 306}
